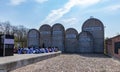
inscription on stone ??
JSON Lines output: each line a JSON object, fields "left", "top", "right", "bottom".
{"left": 66, "top": 34, "right": 76, "bottom": 38}
{"left": 40, "top": 31, "right": 50, "bottom": 34}
{"left": 83, "top": 27, "right": 102, "bottom": 31}
{"left": 53, "top": 31, "right": 62, "bottom": 34}
{"left": 79, "top": 37, "right": 91, "bottom": 41}
{"left": 29, "top": 34, "right": 37, "bottom": 37}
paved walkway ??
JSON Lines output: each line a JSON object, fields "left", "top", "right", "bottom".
{"left": 0, "top": 53, "right": 55, "bottom": 64}
{"left": 11, "top": 54, "right": 120, "bottom": 72}
{"left": 0, "top": 52, "right": 61, "bottom": 72}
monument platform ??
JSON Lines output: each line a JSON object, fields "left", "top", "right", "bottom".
{"left": 0, "top": 51, "right": 61, "bottom": 72}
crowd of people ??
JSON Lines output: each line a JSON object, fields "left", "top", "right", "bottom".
{"left": 14, "top": 47, "right": 59, "bottom": 54}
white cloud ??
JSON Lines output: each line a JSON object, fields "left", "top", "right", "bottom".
{"left": 41, "top": 0, "right": 75, "bottom": 24}
{"left": 41, "top": 0, "right": 101, "bottom": 24}
{"left": 10, "top": 0, "right": 48, "bottom": 6}
{"left": 106, "top": 5, "right": 120, "bottom": 11}
{"left": 10, "top": 0, "right": 26, "bottom": 6}
{"left": 85, "top": 4, "right": 120, "bottom": 14}
{"left": 75, "top": 0, "right": 100, "bottom": 7}
{"left": 35, "top": 0, "right": 48, "bottom": 4}
{"left": 60, "top": 18, "right": 78, "bottom": 25}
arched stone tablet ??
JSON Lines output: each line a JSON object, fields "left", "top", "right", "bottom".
{"left": 39, "top": 24, "right": 51, "bottom": 48}
{"left": 78, "top": 31, "right": 93, "bottom": 53}
{"left": 65, "top": 28, "right": 78, "bottom": 53}
{"left": 82, "top": 18, "right": 104, "bottom": 53}
{"left": 52, "top": 23, "right": 65, "bottom": 52}
{"left": 27, "top": 29, "right": 40, "bottom": 47}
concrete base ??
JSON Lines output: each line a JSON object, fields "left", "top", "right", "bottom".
{"left": 0, "top": 51, "right": 61, "bottom": 72}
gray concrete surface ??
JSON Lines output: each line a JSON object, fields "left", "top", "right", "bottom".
{"left": 0, "top": 51, "right": 61, "bottom": 72}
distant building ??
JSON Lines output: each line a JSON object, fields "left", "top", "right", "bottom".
{"left": 27, "top": 17, "right": 104, "bottom": 53}
{"left": 106, "top": 35, "right": 120, "bottom": 59}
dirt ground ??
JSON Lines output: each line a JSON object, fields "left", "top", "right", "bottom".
{"left": 11, "top": 54, "right": 120, "bottom": 72}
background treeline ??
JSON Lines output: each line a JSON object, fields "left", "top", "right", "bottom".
{"left": 0, "top": 21, "right": 29, "bottom": 48}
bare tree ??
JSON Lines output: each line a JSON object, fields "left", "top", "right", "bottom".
{"left": 11, "top": 26, "right": 18, "bottom": 35}
{"left": 0, "top": 22, "right": 4, "bottom": 34}
{"left": 16, "top": 25, "right": 29, "bottom": 47}
{"left": 0, "top": 24, "right": 2, "bottom": 34}
{"left": 0, "top": 21, "right": 29, "bottom": 48}
{"left": 2, "top": 21, "right": 11, "bottom": 34}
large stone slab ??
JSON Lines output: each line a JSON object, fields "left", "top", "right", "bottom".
{"left": 39, "top": 24, "right": 51, "bottom": 47}
{"left": 65, "top": 28, "right": 78, "bottom": 53}
{"left": 52, "top": 23, "right": 65, "bottom": 52}
{"left": 82, "top": 18, "right": 104, "bottom": 53}
{"left": 27, "top": 29, "right": 40, "bottom": 47}
{"left": 78, "top": 31, "right": 93, "bottom": 53}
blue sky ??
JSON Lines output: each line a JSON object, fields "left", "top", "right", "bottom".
{"left": 0, "top": 0, "right": 120, "bottom": 38}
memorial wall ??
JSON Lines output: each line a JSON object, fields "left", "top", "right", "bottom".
{"left": 52, "top": 23, "right": 65, "bottom": 52}
{"left": 27, "top": 29, "right": 40, "bottom": 47}
{"left": 78, "top": 31, "right": 93, "bottom": 53}
{"left": 39, "top": 24, "right": 51, "bottom": 48}
{"left": 82, "top": 18, "right": 104, "bottom": 53}
{"left": 27, "top": 17, "right": 104, "bottom": 53}
{"left": 65, "top": 28, "right": 78, "bottom": 53}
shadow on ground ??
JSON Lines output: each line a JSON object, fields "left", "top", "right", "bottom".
{"left": 62, "top": 53, "right": 111, "bottom": 58}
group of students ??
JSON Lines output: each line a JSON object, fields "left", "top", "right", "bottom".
{"left": 16, "top": 47, "right": 59, "bottom": 54}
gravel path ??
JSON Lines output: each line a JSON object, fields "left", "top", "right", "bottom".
{"left": 11, "top": 54, "right": 120, "bottom": 72}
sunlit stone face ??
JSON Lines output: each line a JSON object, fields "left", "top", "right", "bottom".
{"left": 28, "top": 29, "right": 40, "bottom": 47}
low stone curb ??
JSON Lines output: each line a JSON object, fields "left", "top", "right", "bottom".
{"left": 0, "top": 51, "right": 61, "bottom": 72}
